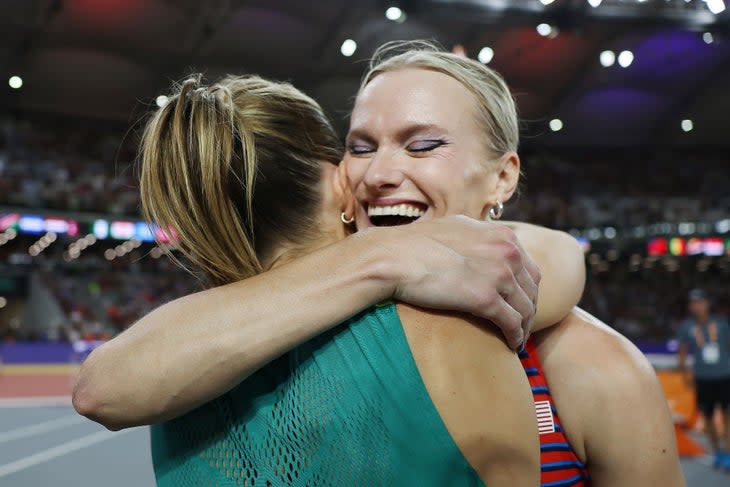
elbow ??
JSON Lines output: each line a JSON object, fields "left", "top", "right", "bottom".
{"left": 72, "top": 354, "right": 126, "bottom": 431}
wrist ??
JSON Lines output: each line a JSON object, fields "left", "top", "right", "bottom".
{"left": 350, "top": 227, "right": 402, "bottom": 301}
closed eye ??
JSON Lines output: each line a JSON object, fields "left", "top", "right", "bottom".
{"left": 407, "top": 140, "right": 446, "bottom": 152}
{"left": 347, "top": 144, "right": 375, "bottom": 155}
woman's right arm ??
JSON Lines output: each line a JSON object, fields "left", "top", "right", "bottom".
{"left": 73, "top": 216, "right": 540, "bottom": 430}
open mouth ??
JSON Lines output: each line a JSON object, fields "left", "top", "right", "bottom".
{"left": 367, "top": 203, "right": 427, "bottom": 227}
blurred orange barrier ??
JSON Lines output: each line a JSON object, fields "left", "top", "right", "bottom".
{"left": 655, "top": 370, "right": 705, "bottom": 457}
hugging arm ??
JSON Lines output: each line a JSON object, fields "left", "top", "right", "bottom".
{"left": 74, "top": 218, "right": 585, "bottom": 431}
{"left": 73, "top": 217, "right": 541, "bottom": 430}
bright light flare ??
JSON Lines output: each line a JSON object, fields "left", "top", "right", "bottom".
{"left": 549, "top": 118, "right": 564, "bottom": 132}
{"left": 618, "top": 50, "right": 634, "bottom": 67}
{"left": 478, "top": 47, "right": 494, "bottom": 64}
{"left": 9, "top": 76, "right": 23, "bottom": 89}
{"left": 340, "top": 39, "right": 357, "bottom": 57}
{"left": 599, "top": 50, "right": 615, "bottom": 67}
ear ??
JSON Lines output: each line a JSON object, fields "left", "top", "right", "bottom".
{"left": 493, "top": 151, "right": 521, "bottom": 203}
{"left": 335, "top": 161, "right": 357, "bottom": 218}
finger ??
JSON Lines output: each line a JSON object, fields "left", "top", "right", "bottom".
{"left": 514, "top": 265, "right": 539, "bottom": 309}
{"left": 480, "top": 296, "right": 524, "bottom": 350}
{"left": 521, "top": 248, "right": 542, "bottom": 288}
{"left": 504, "top": 265, "right": 537, "bottom": 348}
{"left": 504, "top": 229, "right": 541, "bottom": 283}
{"left": 502, "top": 276, "right": 535, "bottom": 340}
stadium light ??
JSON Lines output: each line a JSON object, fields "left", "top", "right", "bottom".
{"left": 587, "top": 0, "right": 602, "bottom": 7}
{"left": 156, "top": 95, "right": 169, "bottom": 108}
{"left": 539, "top": 0, "right": 556, "bottom": 5}
{"left": 599, "top": 50, "right": 616, "bottom": 67}
{"left": 9, "top": 76, "right": 23, "bottom": 89}
{"left": 478, "top": 47, "right": 494, "bottom": 64}
{"left": 549, "top": 118, "right": 563, "bottom": 132}
{"left": 703, "top": 32, "right": 714, "bottom": 44}
{"left": 536, "top": 23, "right": 553, "bottom": 36}
{"left": 618, "top": 50, "right": 634, "bottom": 67}
{"left": 0, "top": 297, "right": 6, "bottom": 309}
{"left": 340, "top": 39, "right": 357, "bottom": 57}
{"left": 386, "top": 7, "right": 401, "bottom": 20}
{"left": 706, "top": 0, "right": 726, "bottom": 15}
{"left": 681, "top": 119, "right": 694, "bottom": 132}
{"left": 385, "top": 6, "right": 406, "bottom": 22}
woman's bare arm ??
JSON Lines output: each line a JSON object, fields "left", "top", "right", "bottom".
{"left": 73, "top": 216, "right": 540, "bottom": 430}
{"left": 507, "top": 222, "right": 586, "bottom": 332}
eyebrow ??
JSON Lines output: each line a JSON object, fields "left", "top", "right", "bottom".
{"left": 346, "top": 123, "right": 447, "bottom": 145}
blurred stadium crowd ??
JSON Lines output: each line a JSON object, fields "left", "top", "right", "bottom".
{"left": 0, "top": 115, "right": 728, "bottom": 346}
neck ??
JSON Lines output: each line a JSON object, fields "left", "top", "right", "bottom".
{"left": 265, "top": 231, "right": 342, "bottom": 271}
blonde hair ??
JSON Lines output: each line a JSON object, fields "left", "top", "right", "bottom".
{"left": 139, "top": 74, "right": 342, "bottom": 286}
{"left": 360, "top": 40, "right": 519, "bottom": 157}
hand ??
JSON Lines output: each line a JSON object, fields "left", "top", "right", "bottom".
{"left": 371, "top": 215, "right": 541, "bottom": 350}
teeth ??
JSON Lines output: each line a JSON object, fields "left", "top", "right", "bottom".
{"left": 368, "top": 204, "right": 425, "bottom": 218}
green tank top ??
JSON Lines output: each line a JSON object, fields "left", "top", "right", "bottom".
{"left": 151, "top": 303, "right": 485, "bottom": 486}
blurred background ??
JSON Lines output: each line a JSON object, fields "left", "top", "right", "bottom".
{"left": 0, "top": 0, "right": 728, "bottom": 485}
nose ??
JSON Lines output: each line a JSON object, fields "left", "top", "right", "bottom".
{"left": 362, "top": 150, "right": 405, "bottom": 193}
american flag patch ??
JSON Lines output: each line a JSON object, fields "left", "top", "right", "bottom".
{"left": 535, "top": 400, "right": 555, "bottom": 435}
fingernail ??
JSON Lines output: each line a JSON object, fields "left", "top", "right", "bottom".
{"left": 516, "top": 340, "right": 525, "bottom": 353}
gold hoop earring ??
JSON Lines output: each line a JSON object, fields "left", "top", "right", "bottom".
{"left": 488, "top": 201, "right": 504, "bottom": 221}
{"left": 340, "top": 212, "right": 355, "bottom": 225}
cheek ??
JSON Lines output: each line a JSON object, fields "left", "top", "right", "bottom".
{"left": 344, "top": 159, "right": 367, "bottom": 192}
{"left": 448, "top": 159, "right": 493, "bottom": 212}
{"left": 408, "top": 161, "right": 474, "bottom": 209}
{"left": 445, "top": 158, "right": 491, "bottom": 194}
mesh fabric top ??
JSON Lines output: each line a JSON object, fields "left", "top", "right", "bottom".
{"left": 151, "top": 303, "right": 485, "bottom": 487}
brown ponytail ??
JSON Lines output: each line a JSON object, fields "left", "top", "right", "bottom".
{"left": 139, "top": 74, "right": 342, "bottom": 286}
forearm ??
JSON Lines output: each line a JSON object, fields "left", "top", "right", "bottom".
{"left": 73, "top": 230, "right": 397, "bottom": 430}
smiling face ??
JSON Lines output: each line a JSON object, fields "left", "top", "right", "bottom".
{"left": 345, "top": 67, "right": 519, "bottom": 230}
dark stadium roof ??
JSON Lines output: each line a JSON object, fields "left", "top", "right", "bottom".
{"left": 1, "top": 0, "right": 729, "bottom": 147}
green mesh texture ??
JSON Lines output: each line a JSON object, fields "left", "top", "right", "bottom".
{"left": 151, "top": 304, "right": 485, "bottom": 487}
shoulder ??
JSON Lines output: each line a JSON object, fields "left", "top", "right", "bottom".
{"left": 534, "top": 308, "right": 667, "bottom": 461}
{"left": 535, "top": 307, "right": 656, "bottom": 390}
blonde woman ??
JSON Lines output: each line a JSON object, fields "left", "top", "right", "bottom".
{"left": 341, "top": 41, "right": 684, "bottom": 486}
